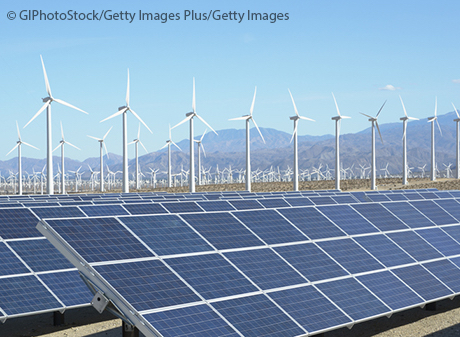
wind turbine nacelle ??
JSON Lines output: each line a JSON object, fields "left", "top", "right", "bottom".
{"left": 186, "top": 112, "right": 194, "bottom": 117}
{"left": 290, "top": 116, "right": 299, "bottom": 121}
{"left": 42, "top": 97, "right": 51, "bottom": 103}
{"left": 118, "top": 106, "right": 127, "bottom": 111}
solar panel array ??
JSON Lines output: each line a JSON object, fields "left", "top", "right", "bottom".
{"left": 36, "top": 190, "right": 460, "bottom": 336}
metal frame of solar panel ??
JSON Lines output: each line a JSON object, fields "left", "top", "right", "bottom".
{"left": 37, "top": 192, "right": 460, "bottom": 337}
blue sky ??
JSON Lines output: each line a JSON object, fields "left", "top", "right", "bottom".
{"left": 1, "top": 0, "right": 459, "bottom": 161}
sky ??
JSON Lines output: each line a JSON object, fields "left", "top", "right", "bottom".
{"left": 1, "top": 0, "right": 459, "bottom": 161}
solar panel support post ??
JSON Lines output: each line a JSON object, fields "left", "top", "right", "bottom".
{"left": 53, "top": 311, "right": 65, "bottom": 326}
{"left": 122, "top": 322, "right": 139, "bottom": 337}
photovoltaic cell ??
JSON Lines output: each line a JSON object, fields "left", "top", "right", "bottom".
{"left": 403, "top": 193, "right": 425, "bottom": 201}
{"left": 317, "top": 239, "right": 384, "bottom": 274}
{"left": 422, "top": 260, "right": 460, "bottom": 293}
{"left": 268, "top": 285, "right": 351, "bottom": 334}
{"left": 44, "top": 217, "right": 154, "bottom": 263}
{"left": 316, "top": 277, "right": 390, "bottom": 321}
{"left": 38, "top": 270, "right": 93, "bottom": 306}
{"left": 161, "top": 202, "right": 204, "bottom": 214}
{"left": 284, "top": 197, "right": 315, "bottom": 207}
{"left": 351, "top": 203, "right": 408, "bottom": 231}
{"left": 391, "top": 265, "right": 453, "bottom": 301}
{"left": 122, "top": 203, "right": 168, "bottom": 215}
{"left": 228, "top": 199, "right": 264, "bottom": 210}
{"left": 30, "top": 206, "right": 86, "bottom": 219}
{"left": 0, "top": 208, "right": 40, "bottom": 239}
{"left": 318, "top": 205, "right": 379, "bottom": 235}
{"left": 196, "top": 201, "right": 235, "bottom": 212}
{"left": 419, "top": 192, "right": 439, "bottom": 199}
{"left": 0, "top": 242, "right": 30, "bottom": 276}
{"left": 366, "top": 194, "right": 391, "bottom": 202}
{"left": 232, "top": 210, "right": 307, "bottom": 245}
{"left": 387, "top": 231, "right": 443, "bottom": 261}
{"left": 120, "top": 214, "right": 213, "bottom": 256}
{"left": 331, "top": 195, "right": 359, "bottom": 204}
{"left": 166, "top": 254, "right": 258, "bottom": 299}
{"left": 415, "top": 228, "right": 460, "bottom": 257}
{"left": 79, "top": 204, "right": 129, "bottom": 217}
{"left": 181, "top": 213, "right": 264, "bottom": 250}
{"left": 212, "top": 294, "right": 305, "bottom": 337}
{"left": 275, "top": 243, "right": 348, "bottom": 282}
{"left": 386, "top": 194, "right": 408, "bottom": 201}
{"left": 409, "top": 201, "right": 458, "bottom": 226}
{"left": 356, "top": 271, "right": 422, "bottom": 310}
{"left": 278, "top": 207, "right": 345, "bottom": 240}
{"left": 143, "top": 304, "right": 239, "bottom": 337}
{"left": 94, "top": 259, "right": 201, "bottom": 311}
{"left": 382, "top": 202, "right": 435, "bottom": 228}
{"left": 308, "top": 196, "right": 336, "bottom": 205}
{"left": 257, "top": 198, "right": 291, "bottom": 209}
{"left": 224, "top": 248, "right": 306, "bottom": 290}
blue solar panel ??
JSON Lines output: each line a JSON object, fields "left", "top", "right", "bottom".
{"left": 277, "top": 207, "right": 345, "bottom": 240}
{"left": 382, "top": 202, "right": 435, "bottom": 228}
{"left": 123, "top": 203, "right": 168, "bottom": 215}
{"left": 212, "top": 294, "right": 305, "bottom": 337}
{"left": 44, "top": 217, "right": 154, "bottom": 263}
{"left": 366, "top": 194, "right": 391, "bottom": 202}
{"left": 224, "top": 248, "right": 306, "bottom": 290}
{"left": 232, "top": 210, "right": 307, "bottom": 245}
{"left": 0, "top": 275, "right": 62, "bottom": 316}
{"left": 94, "top": 259, "right": 200, "bottom": 311}
{"left": 181, "top": 213, "right": 264, "bottom": 250}
{"left": 331, "top": 195, "right": 359, "bottom": 204}
{"left": 166, "top": 254, "right": 258, "bottom": 299}
{"left": 318, "top": 205, "right": 379, "bottom": 235}
{"left": 317, "top": 239, "right": 384, "bottom": 274}
{"left": 268, "top": 285, "right": 351, "bottom": 334}
{"left": 284, "top": 197, "right": 315, "bottom": 207}
{"left": 0, "top": 242, "right": 30, "bottom": 276}
{"left": 79, "top": 204, "right": 129, "bottom": 217}
{"left": 391, "top": 265, "right": 453, "bottom": 301}
{"left": 196, "top": 201, "right": 235, "bottom": 212}
{"left": 143, "top": 304, "right": 239, "bottom": 337}
{"left": 353, "top": 235, "right": 415, "bottom": 267}
{"left": 161, "top": 201, "right": 204, "bottom": 214}
{"left": 257, "top": 198, "right": 291, "bottom": 209}
{"left": 316, "top": 277, "right": 390, "bottom": 321}
{"left": 420, "top": 192, "right": 439, "bottom": 199}
{"left": 386, "top": 194, "right": 408, "bottom": 201}
{"left": 119, "top": 214, "right": 213, "bottom": 256}
{"left": 409, "top": 200, "right": 458, "bottom": 225}
{"left": 434, "top": 199, "right": 460, "bottom": 222}
{"left": 441, "top": 225, "right": 460, "bottom": 244}
{"left": 415, "top": 228, "right": 460, "bottom": 257}
{"left": 356, "top": 270, "right": 423, "bottom": 310}
{"left": 8, "top": 239, "right": 73, "bottom": 272}
{"left": 423, "top": 260, "right": 460, "bottom": 293}
{"left": 228, "top": 199, "right": 264, "bottom": 210}
{"left": 275, "top": 243, "right": 348, "bottom": 282}
{"left": 308, "top": 196, "right": 336, "bottom": 205}
{"left": 351, "top": 203, "right": 408, "bottom": 231}
{"left": 403, "top": 193, "right": 425, "bottom": 201}
{"left": 387, "top": 231, "right": 443, "bottom": 261}
{"left": 0, "top": 208, "right": 40, "bottom": 239}
{"left": 38, "top": 270, "right": 93, "bottom": 306}
{"left": 30, "top": 206, "right": 86, "bottom": 219}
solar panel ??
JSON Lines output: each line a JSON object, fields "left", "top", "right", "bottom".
{"left": 317, "top": 205, "right": 379, "bottom": 235}
{"left": 434, "top": 199, "right": 460, "bottom": 222}
{"left": 0, "top": 242, "right": 31, "bottom": 276}
{"left": 415, "top": 228, "right": 460, "bottom": 257}
{"left": 284, "top": 197, "right": 315, "bottom": 207}
{"left": 196, "top": 200, "right": 235, "bottom": 212}
{"left": 122, "top": 203, "right": 168, "bottom": 215}
{"left": 387, "top": 231, "right": 444, "bottom": 261}
{"left": 257, "top": 198, "right": 291, "bottom": 209}
{"left": 0, "top": 208, "right": 40, "bottom": 239}
{"left": 79, "top": 204, "right": 130, "bottom": 217}
{"left": 227, "top": 199, "right": 263, "bottom": 210}
{"left": 351, "top": 203, "right": 408, "bottom": 231}
{"left": 30, "top": 206, "right": 86, "bottom": 219}
{"left": 161, "top": 201, "right": 204, "bottom": 214}
{"left": 409, "top": 200, "right": 458, "bottom": 225}
{"left": 381, "top": 202, "right": 435, "bottom": 228}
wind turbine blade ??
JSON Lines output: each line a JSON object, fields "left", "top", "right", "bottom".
{"left": 290, "top": 121, "right": 297, "bottom": 144}
{"left": 453, "top": 103, "right": 460, "bottom": 119}
{"left": 171, "top": 115, "right": 192, "bottom": 129}
{"left": 126, "top": 69, "right": 130, "bottom": 107}
{"left": 288, "top": 89, "right": 299, "bottom": 117}
{"left": 408, "top": 117, "right": 419, "bottom": 120}
{"left": 24, "top": 101, "right": 50, "bottom": 128}
{"left": 299, "top": 116, "right": 315, "bottom": 121}
{"left": 100, "top": 108, "right": 126, "bottom": 123}
{"left": 60, "top": 121, "right": 64, "bottom": 140}
{"left": 53, "top": 98, "right": 88, "bottom": 114}
{"left": 103, "top": 143, "right": 109, "bottom": 159}
{"left": 129, "top": 108, "right": 152, "bottom": 133}
{"left": 376, "top": 100, "right": 387, "bottom": 118}
{"left": 250, "top": 86, "right": 257, "bottom": 116}
{"left": 436, "top": 118, "right": 442, "bottom": 136}
{"left": 195, "top": 114, "right": 218, "bottom": 135}
{"left": 6, "top": 143, "right": 19, "bottom": 156}
{"left": 128, "top": 140, "right": 136, "bottom": 145}
{"left": 399, "top": 95, "right": 408, "bottom": 117}
{"left": 171, "top": 140, "right": 182, "bottom": 151}
{"left": 137, "top": 123, "right": 141, "bottom": 140}
{"left": 66, "top": 141, "right": 81, "bottom": 150}
{"left": 16, "top": 121, "right": 21, "bottom": 141}
{"left": 52, "top": 143, "right": 61, "bottom": 153}
{"left": 359, "top": 112, "right": 373, "bottom": 119}
{"left": 192, "top": 77, "right": 196, "bottom": 113}
{"left": 40, "top": 55, "right": 52, "bottom": 97}
{"left": 139, "top": 140, "right": 148, "bottom": 153}
{"left": 229, "top": 116, "right": 250, "bottom": 121}
{"left": 22, "top": 142, "right": 39, "bottom": 150}
{"left": 434, "top": 96, "right": 438, "bottom": 117}
{"left": 331, "top": 92, "right": 341, "bottom": 116}
{"left": 160, "top": 142, "right": 169, "bottom": 150}
{"left": 103, "top": 126, "right": 113, "bottom": 140}
{"left": 375, "top": 121, "right": 384, "bottom": 144}
{"left": 200, "top": 128, "right": 207, "bottom": 142}
{"left": 341, "top": 116, "right": 351, "bottom": 119}
{"left": 87, "top": 135, "right": 102, "bottom": 141}
{"left": 168, "top": 124, "right": 172, "bottom": 140}
{"left": 201, "top": 144, "right": 206, "bottom": 158}
{"left": 251, "top": 117, "right": 265, "bottom": 144}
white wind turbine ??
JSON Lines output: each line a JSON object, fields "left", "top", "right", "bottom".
{"left": 68, "top": 166, "right": 82, "bottom": 193}
{"left": 24, "top": 55, "right": 87, "bottom": 195}
{"left": 452, "top": 103, "right": 460, "bottom": 179}
{"left": 6, "top": 121, "right": 39, "bottom": 195}
{"left": 129, "top": 123, "right": 148, "bottom": 190}
{"left": 229, "top": 87, "right": 265, "bottom": 192}
{"left": 360, "top": 101, "right": 386, "bottom": 190}
{"left": 399, "top": 96, "right": 419, "bottom": 185}
{"left": 172, "top": 78, "right": 218, "bottom": 193}
{"left": 331, "top": 93, "right": 351, "bottom": 191}
{"left": 427, "top": 97, "right": 442, "bottom": 181}
{"left": 194, "top": 129, "right": 208, "bottom": 186}
{"left": 160, "top": 125, "right": 181, "bottom": 188}
{"left": 87, "top": 127, "right": 112, "bottom": 192}
{"left": 100, "top": 69, "right": 152, "bottom": 193}
{"left": 288, "top": 89, "right": 314, "bottom": 191}
{"left": 53, "top": 122, "right": 80, "bottom": 194}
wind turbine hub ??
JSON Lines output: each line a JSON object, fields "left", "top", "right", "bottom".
{"left": 186, "top": 112, "right": 195, "bottom": 117}
{"left": 42, "top": 97, "right": 52, "bottom": 103}
{"left": 118, "top": 106, "right": 126, "bottom": 111}
{"left": 289, "top": 116, "right": 300, "bottom": 121}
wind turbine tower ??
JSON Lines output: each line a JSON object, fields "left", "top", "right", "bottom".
{"left": 53, "top": 122, "right": 80, "bottom": 194}
{"left": 427, "top": 97, "right": 442, "bottom": 181}
{"left": 399, "top": 96, "right": 419, "bottom": 185}
{"left": 87, "top": 127, "right": 112, "bottom": 192}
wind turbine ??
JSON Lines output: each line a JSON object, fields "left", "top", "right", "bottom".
{"left": 331, "top": 93, "right": 351, "bottom": 191}
{"left": 172, "top": 78, "right": 217, "bottom": 193}
{"left": 288, "top": 89, "right": 314, "bottom": 191}
{"left": 68, "top": 166, "right": 82, "bottom": 192}
{"left": 399, "top": 96, "right": 419, "bottom": 185}
{"left": 229, "top": 86, "right": 265, "bottom": 192}
{"left": 6, "top": 121, "right": 39, "bottom": 195}
{"left": 427, "top": 97, "right": 442, "bottom": 181}
{"left": 87, "top": 126, "right": 112, "bottom": 192}
{"left": 53, "top": 122, "right": 80, "bottom": 194}
{"left": 452, "top": 103, "right": 460, "bottom": 179}
{"left": 129, "top": 123, "right": 148, "bottom": 190}
{"left": 360, "top": 101, "right": 386, "bottom": 190}
{"left": 194, "top": 129, "right": 208, "bottom": 186}
{"left": 100, "top": 69, "right": 152, "bottom": 193}
{"left": 160, "top": 125, "right": 181, "bottom": 188}
{"left": 24, "top": 55, "right": 87, "bottom": 195}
